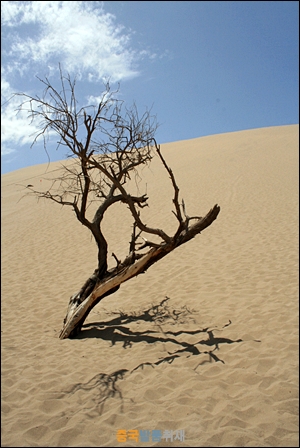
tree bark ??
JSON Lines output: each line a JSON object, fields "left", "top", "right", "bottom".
{"left": 59, "top": 204, "right": 220, "bottom": 339}
{"left": 91, "top": 224, "right": 108, "bottom": 279}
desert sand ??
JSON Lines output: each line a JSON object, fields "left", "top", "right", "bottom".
{"left": 1, "top": 125, "right": 299, "bottom": 447}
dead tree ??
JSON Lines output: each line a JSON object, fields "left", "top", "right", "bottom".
{"left": 15, "top": 67, "right": 220, "bottom": 339}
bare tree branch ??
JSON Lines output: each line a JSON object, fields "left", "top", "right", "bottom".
{"left": 14, "top": 67, "right": 220, "bottom": 338}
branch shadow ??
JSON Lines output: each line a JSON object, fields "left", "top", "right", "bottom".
{"left": 58, "top": 369, "right": 129, "bottom": 416}
{"left": 59, "top": 297, "right": 247, "bottom": 415}
{"left": 77, "top": 297, "right": 243, "bottom": 367}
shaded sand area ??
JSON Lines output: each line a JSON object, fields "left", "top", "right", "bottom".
{"left": 1, "top": 125, "right": 299, "bottom": 447}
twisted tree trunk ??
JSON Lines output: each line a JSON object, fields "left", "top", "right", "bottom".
{"left": 59, "top": 204, "right": 220, "bottom": 339}
{"left": 15, "top": 70, "right": 221, "bottom": 341}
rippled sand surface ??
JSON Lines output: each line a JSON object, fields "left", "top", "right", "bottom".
{"left": 1, "top": 125, "right": 298, "bottom": 447}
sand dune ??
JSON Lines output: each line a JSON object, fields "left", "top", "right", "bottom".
{"left": 1, "top": 125, "right": 299, "bottom": 447}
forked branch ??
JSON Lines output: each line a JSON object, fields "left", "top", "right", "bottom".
{"left": 13, "top": 67, "right": 220, "bottom": 340}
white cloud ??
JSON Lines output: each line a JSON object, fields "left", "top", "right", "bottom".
{"left": 1, "top": 1, "right": 160, "bottom": 165}
{"left": 1, "top": 75, "right": 44, "bottom": 156}
{"left": 1, "top": 76, "right": 11, "bottom": 97}
{"left": 1, "top": 96, "right": 40, "bottom": 147}
{"left": 1, "top": 1, "right": 142, "bottom": 82}
{"left": 1, "top": 146, "right": 16, "bottom": 156}
{"left": 1, "top": 1, "right": 24, "bottom": 26}
{"left": 1, "top": 1, "right": 155, "bottom": 158}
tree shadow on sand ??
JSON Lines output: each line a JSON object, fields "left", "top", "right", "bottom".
{"left": 59, "top": 297, "right": 247, "bottom": 415}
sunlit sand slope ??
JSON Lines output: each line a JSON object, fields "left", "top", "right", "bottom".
{"left": 1, "top": 125, "right": 298, "bottom": 447}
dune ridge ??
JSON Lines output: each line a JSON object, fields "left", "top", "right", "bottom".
{"left": 1, "top": 125, "right": 299, "bottom": 447}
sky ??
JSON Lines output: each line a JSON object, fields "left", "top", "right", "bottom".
{"left": 1, "top": 1, "right": 299, "bottom": 174}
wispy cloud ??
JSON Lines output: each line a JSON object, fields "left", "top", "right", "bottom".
{"left": 1, "top": 1, "right": 156, "bottom": 161}
{"left": 1, "top": 73, "right": 41, "bottom": 156}
{"left": 1, "top": 1, "right": 142, "bottom": 82}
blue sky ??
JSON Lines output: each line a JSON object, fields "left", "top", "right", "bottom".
{"left": 1, "top": 1, "right": 299, "bottom": 174}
